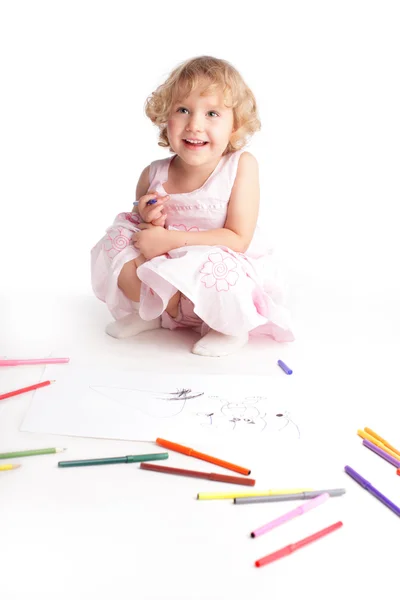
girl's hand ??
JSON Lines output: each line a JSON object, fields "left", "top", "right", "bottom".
{"left": 136, "top": 191, "right": 170, "bottom": 225}
{"left": 150, "top": 213, "right": 167, "bottom": 228}
{"left": 132, "top": 224, "right": 171, "bottom": 260}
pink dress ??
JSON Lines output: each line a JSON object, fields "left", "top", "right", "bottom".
{"left": 91, "top": 150, "right": 294, "bottom": 341}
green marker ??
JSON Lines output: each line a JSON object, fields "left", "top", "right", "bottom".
{"left": 58, "top": 452, "right": 169, "bottom": 468}
{"left": 0, "top": 447, "right": 66, "bottom": 459}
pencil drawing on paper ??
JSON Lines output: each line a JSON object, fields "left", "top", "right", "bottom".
{"left": 89, "top": 385, "right": 204, "bottom": 418}
{"left": 197, "top": 396, "right": 300, "bottom": 437}
{"left": 88, "top": 385, "right": 300, "bottom": 437}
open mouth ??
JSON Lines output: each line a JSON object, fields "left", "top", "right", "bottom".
{"left": 183, "top": 139, "right": 209, "bottom": 148}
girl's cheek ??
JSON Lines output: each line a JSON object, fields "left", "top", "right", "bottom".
{"left": 166, "top": 121, "right": 175, "bottom": 142}
{"left": 167, "top": 116, "right": 178, "bottom": 131}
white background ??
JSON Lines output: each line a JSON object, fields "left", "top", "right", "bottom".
{"left": 1, "top": 0, "right": 399, "bottom": 300}
{"left": 1, "top": 3, "right": 400, "bottom": 600}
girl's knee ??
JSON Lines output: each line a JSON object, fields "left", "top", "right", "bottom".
{"left": 118, "top": 259, "right": 136, "bottom": 281}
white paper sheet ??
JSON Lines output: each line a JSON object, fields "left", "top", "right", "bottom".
{"left": 20, "top": 365, "right": 300, "bottom": 443}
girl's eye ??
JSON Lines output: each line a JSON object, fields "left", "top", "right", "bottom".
{"left": 176, "top": 108, "right": 218, "bottom": 117}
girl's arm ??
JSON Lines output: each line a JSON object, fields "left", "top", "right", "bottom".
{"left": 134, "top": 165, "right": 150, "bottom": 208}
{"left": 166, "top": 152, "right": 260, "bottom": 253}
{"left": 133, "top": 165, "right": 168, "bottom": 226}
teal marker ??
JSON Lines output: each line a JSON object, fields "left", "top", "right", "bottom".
{"left": 58, "top": 452, "right": 168, "bottom": 468}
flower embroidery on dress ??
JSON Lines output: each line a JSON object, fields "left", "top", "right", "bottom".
{"left": 200, "top": 252, "right": 239, "bottom": 291}
{"left": 125, "top": 212, "right": 140, "bottom": 224}
{"left": 103, "top": 227, "right": 131, "bottom": 259}
{"left": 171, "top": 224, "right": 200, "bottom": 232}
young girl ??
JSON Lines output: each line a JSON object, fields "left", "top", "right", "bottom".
{"left": 91, "top": 56, "right": 294, "bottom": 356}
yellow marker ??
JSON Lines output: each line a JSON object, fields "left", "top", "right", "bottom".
{"left": 357, "top": 430, "right": 400, "bottom": 461}
{"left": 364, "top": 427, "right": 400, "bottom": 457}
{"left": 197, "top": 488, "right": 313, "bottom": 500}
{"left": 0, "top": 464, "right": 21, "bottom": 471}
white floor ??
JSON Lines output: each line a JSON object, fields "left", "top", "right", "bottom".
{"left": 1, "top": 280, "right": 400, "bottom": 600}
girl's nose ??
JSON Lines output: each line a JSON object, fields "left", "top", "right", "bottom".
{"left": 185, "top": 114, "right": 204, "bottom": 132}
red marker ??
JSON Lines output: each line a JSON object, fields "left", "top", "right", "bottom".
{"left": 0, "top": 380, "right": 55, "bottom": 401}
{"left": 255, "top": 521, "right": 343, "bottom": 568}
{"left": 140, "top": 462, "right": 256, "bottom": 486}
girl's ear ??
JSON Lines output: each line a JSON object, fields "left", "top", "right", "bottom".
{"left": 229, "top": 128, "right": 239, "bottom": 149}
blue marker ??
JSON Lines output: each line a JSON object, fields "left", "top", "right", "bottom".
{"left": 132, "top": 199, "right": 158, "bottom": 207}
{"left": 277, "top": 359, "right": 293, "bottom": 375}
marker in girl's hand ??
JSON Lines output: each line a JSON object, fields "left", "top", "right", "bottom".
{"left": 132, "top": 199, "right": 158, "bottom": 207}
{"left": 132, "top": 198, "right": 165, "bottom": 207}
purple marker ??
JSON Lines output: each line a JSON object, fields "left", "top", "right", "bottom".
{"left": 277, "top": 359, "right": 292, "bottom": 375}
{"left": 132, "top": 198, "right": 158, "bottom": 207}
{"left": 362, "top": 439, "right": 400, "bottom": 468}
{"left": 344, "top": 465, "right": 400, "bottom": 517}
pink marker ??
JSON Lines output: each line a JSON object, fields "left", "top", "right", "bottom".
{"left": 250, "top": 492, "right": 329, "bottom": 538}
{"left": 0, "top": 358, "right": 70, "bottom": 367}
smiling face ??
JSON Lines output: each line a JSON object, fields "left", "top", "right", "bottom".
{"left": 166, "top": 81, "right": 235, "bottom": 168}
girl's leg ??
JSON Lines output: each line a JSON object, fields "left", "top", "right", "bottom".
{"left": 118, "top": 256, "right": 181, "bottom": 317}
{"left": 117, "top": 255, "right": 146, "bottom": 302}
{"left": 165, "top": 291, "right": 181, "bottom": 318}
{"left": 105, "top": 256, "right": 161, "bottom": 339}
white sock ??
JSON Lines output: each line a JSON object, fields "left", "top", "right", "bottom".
{"left": 191, "top": 329, "right": 249, "bottom": 357}
{"left": 106, "top": 303, "right": 160, "bottom": 339}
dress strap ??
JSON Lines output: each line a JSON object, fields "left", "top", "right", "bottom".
{"left": 224, "top": 148, "right": 246, "bottom": 191}
{"left": 148, "top": 156, "right": 173, "bottom": 190}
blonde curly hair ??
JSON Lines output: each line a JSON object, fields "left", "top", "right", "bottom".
{"left": 145, "top": 56, "right": 261, "bottom": 155}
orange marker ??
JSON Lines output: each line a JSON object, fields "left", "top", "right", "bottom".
{"left": 357, "top": 430, "right": 400, "bottom": 462}
{"left": 155, "top": 438, "right": 251, "bottom": 475}
{"left": 364, "top": 427, "right": 400, "bottom": 457}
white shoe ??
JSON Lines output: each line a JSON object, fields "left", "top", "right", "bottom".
{"left": 191, "top": 329, "right": 248, "bottom": 357}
